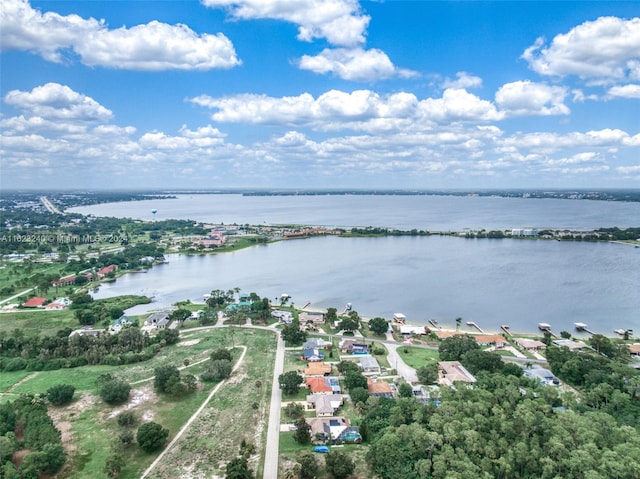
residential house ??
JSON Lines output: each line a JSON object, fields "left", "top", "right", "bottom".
{"left": 271, "top": 310, "right": 293, "bottom": 323}
{"left": 367, "top": 378, "right": 395, "bottom": 398}
{"left": 629, "top": 344, "right": 640, "bottom": 357}
{"left": 302, "top": 348, "right": 325, "bottom": 362}
{"left": 299, "top": 312, "right": 325, "bottom": 325}
{"left": 306, "top": 377, "right": 341, "bottom": 394}
{"left": 45, "top": 298, "right": 71, "bottom": 310}
{"left": 69, "top": 327, "right": 106, "bottom": 338}
{"left": 474, "top": 334, "right": 507, "bottom": 348}
{"left": 339, "top": 339, "right": 369, "bottom": 354}
{"left": 358, "top": 355, "right": 381, "bottom": 374}
{"left": 110, "top": 315, "right": 134, "bottom": 334}
{"left": 434, "top": 331, "right": 466, "bottom": 340}
{"left": 306, "top": 394, "right": 343, "bottom": 417}
{"left": 303, "top": 338, "right": 332, "bottom": 350}
{"left": 524, "top": 366, "right": 559, "bottom": 386}
{"left": 52, "top": 275, "right": 77, "bottom": 287}
{"left": 513, "top": 338, "right": 547, "bottom": 350}
{"left": 97, "top": 264, "right": 118, "bottom": 278}
{"left": 145, "top": 311, "right": 170, "bottom": 329}
{"left": 196, "top": 231, "right": 226, "bottom": 247}
{"left": 437, "top": 361, "right": 477, "bottom": 386}
{"left": 552, "top": 339, "right": 588, "bottom": 351}
{"left": 306, "top": 377, "right": 333, "bottom": 394}
{"left": 22, "top": 297, "right": 46, "bottom": 308}
{"left": 307, "top": 417, "right": 361, "bottom": 443}
{"left": 400, "top": 325, "right": 428, "bottom": 337}
{"left": 304, "top": 362, "right": 332, "bottom": 377}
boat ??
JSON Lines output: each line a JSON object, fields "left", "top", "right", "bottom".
{"left": 614, "top": 328, "right": 633, "bottom": 335}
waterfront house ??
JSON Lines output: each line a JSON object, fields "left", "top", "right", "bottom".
{"left": 271, "top": 310, "right": 293, "bottom": 323}
{"left": 145, "top": 311, "right": 170, "bottom": 329}
{"left": 513, "top": 338, "right": 547, "bottom": 350}
{"left": 437, "top": 361, "right": 477, "bottom": 386}
{"left": 299, "top": 311, "right": 325, "bottom": 325}
{"left": 552, "top": 339, "right": 587, "bottom": 351}
{"left": 306, "top": 394, "right": 344, "bottom": 417}
{"left": 474, "top": 334, "right": 507, "bottom": 348}
{"left": 628, "top": 344, "right": 640, "bottom": 357}
{"left": 97, "top": 264, "right": 118, "bottom": 278}
{"left": 69, "top": 327, "right": 105, "bottom": 338}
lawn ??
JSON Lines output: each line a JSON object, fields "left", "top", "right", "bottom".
{"left": 397, "top": 346, "right": 440, "bottom": 369}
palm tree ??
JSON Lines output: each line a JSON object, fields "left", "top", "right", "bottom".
{"left": 455, "top": 317, "right": 462, "bottom": 331}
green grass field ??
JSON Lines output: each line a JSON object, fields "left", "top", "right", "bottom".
{"left": 397, "top": 346, "right": 440, "bottom": 369}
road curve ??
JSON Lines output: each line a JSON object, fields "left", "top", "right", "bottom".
{"left": 262, "top": 332, "right": 285, "bottom": 479}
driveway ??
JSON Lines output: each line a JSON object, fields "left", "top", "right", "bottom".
{"left": 385, "top": 343, "right": 418, "bottom": 383}
{"left": 263, "top": 332, "right": 285, "bottom": 479}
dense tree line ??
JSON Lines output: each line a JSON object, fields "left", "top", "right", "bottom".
{"left": 0, "top": 326, "right": 179, "bottom": 372}
{"left": 362, "top": 373, "right": 640, "bottom": 479}
{"left": 0, "top": 395, "right": 66, "bottom": 478}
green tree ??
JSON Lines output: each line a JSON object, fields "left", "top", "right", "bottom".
{"left": 284, "top": 402, "right": 305, "bottom": 419}
{"left": 368, "top": 317, "right": 389, "bottom": 335}
{"left": 281, "top": 320, "right": 307, "bottom": 345}
{"left": 99, "top": 379, "right": 131, "bottom": 405}
{"left": 117, "top": 411, "right": 137, "bottom": 427}
{"left": 136, "top": 422, "right": 169, "bottom": 452}
{"left": 279, "top": 371, "right": 304, "bottom": 395}
{"left": 154, "top": 365, "right": 180, "bottom": 393}
{"left": 344, "top": 370, "right": 367, "bottom": 391}
{"left": 339, "top": 314, "right": 359, "bottom": 332}
{"left": 297, "top": 451, "right": 318, "bottom": 479}
{"left": 460, "top": 350, "right": 504, "bottom": 375}
{"left": 438, "top": 334, "right": 479, "bottom": 361}
{"left": 46, "top": 384, "right": 75, "bottom": 406}
{"left": 225, "top": 456, "right": 254, "bottom": 479}
{"left": 398, "top": 382, "right": 414, "bottom": 398}
{"left": 210, "top": 348, "right": 233, "bottom": 361}
{"left": 325, "top": 450, "right": 355, "bottom": 479}
{"left": 417, "top": 364, "right": 439, "bottom": 385}
{"left": 349, "top": 386, "right": 369, "bottom": 405}
{"left": 292, "top": 418, "right": 311, "bottom": 445}
{"left": 326, "top": 307, "right": 338, "bottom": 324}
{"left": 201, "top": 359, "right": 232, "bottom": 382}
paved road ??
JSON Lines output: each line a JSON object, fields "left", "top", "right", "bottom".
{"left": 263, "top": 332, "right": 285, "bottom": 479}
{"left": 385, "top": 342, "right": 418, "bottom": 382}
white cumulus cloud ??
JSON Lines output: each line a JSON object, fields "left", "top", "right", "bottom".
{"left": 3, "top": 83, "right": 113, "bottom": 122}
{"left": 202, "top": 0, "right": 369, "bottom": 47}
{"left": 607, "top": 84, "right": 640, "bottom": 99}
{"left": 0, "top": 0, "right": 240, "bottom": 70}
{"left": 442, "top": 72, "right": 483, "bottom": 90}
{"left": 299, "top": 47, "right": 417, "bottom": 81}
{"left": 522, "top": 16, "right": 640, "bottom": 82}
{"left": 495, "top": 81, "right": 569, "bottom": 116}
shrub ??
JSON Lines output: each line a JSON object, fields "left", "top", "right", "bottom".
{"left": 46, "top": 384, "right": 75, "bottom": 406}
{"left": 136, "top": 422, "right": 169, "bottom": 452}
{"left": 99, "top": 380, "right": 131, "bottom": 405}
{"left": 116, "top": 411, "right": 136, "bottom": 427}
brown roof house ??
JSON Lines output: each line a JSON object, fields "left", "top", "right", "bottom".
{"left": 437, "top": 361, "right": 477, "bottom": 387}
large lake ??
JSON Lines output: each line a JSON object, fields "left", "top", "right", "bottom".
{"left": 69, "top": 193, "right": 640, "bottom": 230}
{"left": 76, "top": 194, "right": 640, "bottom": 336}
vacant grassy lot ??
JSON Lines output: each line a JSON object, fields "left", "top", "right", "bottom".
{"left": 1, "top": 327, "right": 276, "bottom": 479}
{"left": 397, "top": 346, "right": 440, "bottom": 369}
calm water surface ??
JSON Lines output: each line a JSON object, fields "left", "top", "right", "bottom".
{"left": 69, "top": 194, "right": 640, "bottom": 230}
{"left": 93, "top": 235, "right": 640, "bottom": 336}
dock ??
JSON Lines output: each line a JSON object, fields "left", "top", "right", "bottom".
{"left": 574, "top": 322, "right": 594, "bottom": 335}
{"left": 538, "top": 323, "right": 558, "bottom": 338}
{"left": 428, "top": 319, "right": 440, "bottom": 329}
{"left": 500, "top": 324, "right": 512, "bottom": 336}
{"left": 466, "top": 321, "right": 485, "bottom": 334}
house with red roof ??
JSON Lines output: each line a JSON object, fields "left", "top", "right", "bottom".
{"left": 97, "top": 264, "right": 118, "bottom": 278}
{"left": 22, "top": 297, "right": 47, "bottom": 308}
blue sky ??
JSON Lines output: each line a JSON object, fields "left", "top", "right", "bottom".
{"left": 1, "top": 0, "right": 639, "bottom": 190}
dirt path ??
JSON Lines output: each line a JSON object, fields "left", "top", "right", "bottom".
{"left": 5, "top": 372, "right": 39, "bottom": 392}
{"left": 130, "top": 355, "right": 212, "bottom": 386}
{"left": 139, "top": 345, "right": 248, "bottom": 479}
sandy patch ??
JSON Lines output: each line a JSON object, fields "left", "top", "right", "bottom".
{"left": 178, "top": 339, "right": 201, "bottom": 347}
{"left": 107, "top": 385, "right": 157, "bottom": 419}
